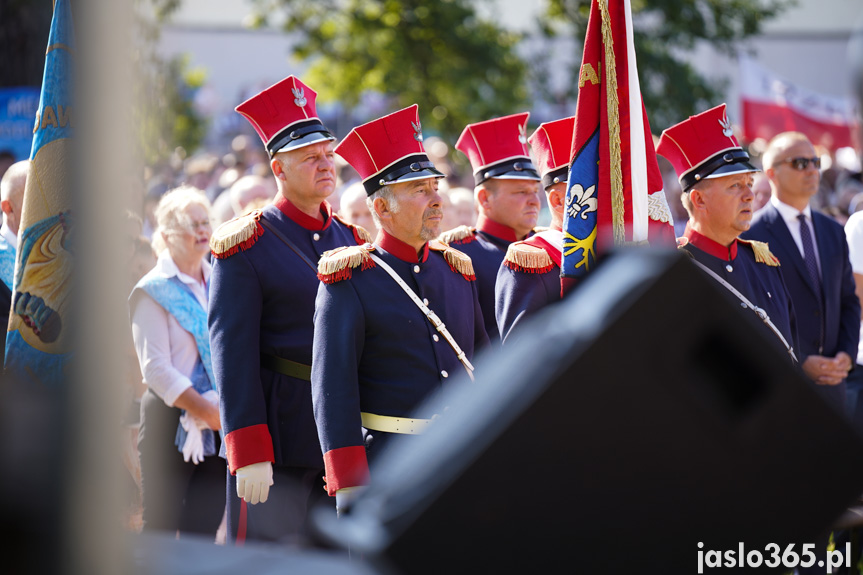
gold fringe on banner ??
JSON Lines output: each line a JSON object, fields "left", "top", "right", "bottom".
{"left": 599, "top": 0, "right": 625, "bottom": 246}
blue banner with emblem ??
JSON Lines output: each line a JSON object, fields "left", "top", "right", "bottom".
{"left": 0, "top": 87, "right": 40, "bottom": 162}
{"left": 561, "top": 0, "right": 671, "bottom": 293}
{"left": 5, "top": 0, "right": 75, "bottom": 384}
{"left": 562, "top": 129, "right": 600, "bottom": 279}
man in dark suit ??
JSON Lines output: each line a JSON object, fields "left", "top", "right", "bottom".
{"left": 743, "top": 132, "right": 860, "bottom": 412}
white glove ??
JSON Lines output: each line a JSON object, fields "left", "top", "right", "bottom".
{"left": 236, "top": 461, "right": 273, "bottom": 505}
{"left": 180, "top": 413, "right": 205, "bottom": 465}
{"left": 335, "top": 486, "right": 367, "bottom": 514}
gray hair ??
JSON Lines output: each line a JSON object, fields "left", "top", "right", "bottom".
{"left": 152, "top": 185, "right": 211, "bottom": 253}
{"left": 367, "top": 185, "right": 400, "bottom": 228}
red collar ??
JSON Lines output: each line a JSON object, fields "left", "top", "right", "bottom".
{"left": 476, "top": 213, "right": 520, "bottom": 242}
{"left": 274, "top": 194, "right": 332, "bottom": 231}
{"left": 376, "top": 229, "right": 429, "bottom": 263}
{"left": 683, "top": 225, "right": 738, "bottom": 260}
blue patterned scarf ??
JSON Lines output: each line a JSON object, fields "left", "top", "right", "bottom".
{"left": 132, "top": 270, "right": 217, "bottom": 457}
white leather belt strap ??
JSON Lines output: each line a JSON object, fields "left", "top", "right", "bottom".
{"left": 369, "top": 252, "right": 475, "bottom": 381}
{"left": 691, "top": 259, "right": 798, "bottom": 363}
{"left": 361, "top": 412, "right": 434, "bottom": 435}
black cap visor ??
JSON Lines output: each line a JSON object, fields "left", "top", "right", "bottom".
{"left": 681, "top": 149, "right": 759, "bottom": 192}
{"left": 541, "top": 166, "right": 569, "bottom": 190}
{"left": 362, "top": 154, "right": 445, "bottom": 196}
{"left": 475, "top": 158, "right": 541, "bottom": 186}
{"left": 268, "top": 120, "right": 335, "bottom": 156}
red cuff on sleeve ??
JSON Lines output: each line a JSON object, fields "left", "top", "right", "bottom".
{"left": 323, "top": 446, "right": 369, "bottom": 496}
{"left": 225, "top": 424, "right": 275, "bottom": 474}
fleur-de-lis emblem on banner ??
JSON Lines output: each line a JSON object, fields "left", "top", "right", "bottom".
{"left": 518, "top": 123, "right": 527, "bottom": 144}
{"left": 567, "top": 183, "right": 598, "bottom": 221}
{"left": 292, "top": 88, "right": 307, "bottom": 108}
{"left": 412, "top": 120, "right": 423, "bottom": 142}
{"left": 718, "top": 115, "right": 733, "bottom": 138}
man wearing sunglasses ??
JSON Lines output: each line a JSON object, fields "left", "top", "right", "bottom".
{"left": 743, "top": 132, "right": 860, "bottom": 412}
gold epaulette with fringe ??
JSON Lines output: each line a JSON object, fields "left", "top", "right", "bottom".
{"left": 438, "top": 225, "right": 477, "bottom": 245}
{"left": 210, "top": 210, "right": 264, "bottom": 259}
{"left": 317, "top": 244, "right": 376, "bottom": 284}
{"left": 738, "top": 238, "right": 781, "bottom": 267}
{"left": 332, "top": 213, "right": 374, "bottom": 244}
{"left": 429, "top": 240, "right": 476, "bottom": 281}
{"left": 503, "top": 241, "right": 555, "bottom": 274}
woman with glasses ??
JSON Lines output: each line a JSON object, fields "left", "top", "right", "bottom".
{"left": 129, "top": 185, "right": 225, "bottom": 537}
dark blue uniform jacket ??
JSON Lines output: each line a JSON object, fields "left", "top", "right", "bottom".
{"left": 311, "top": 230, "right": 488, "bottom": 494}
{"left": 681, "top": 226, "right": 799, "bottom": 360}
{"left": 209, "top": 195, "right": 366, "bottom": 474}
{"left": 443, "top": 214, "right": 534, "bottom": 346}
{"left": 495, "top": 228, "right": 562, "bottom": 345}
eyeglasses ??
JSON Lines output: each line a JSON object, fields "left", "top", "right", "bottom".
{"left": 190, "top": 219, "right": 212, "bottom": 230}
{"left": 779, "top": 157, "right": 821, "bottom": 171}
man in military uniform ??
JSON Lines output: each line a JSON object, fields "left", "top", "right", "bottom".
{"left": 208, "top": 76, "right": 371, "bottom": 544}
{"left": 440, "top": 112, "right": 543, "bottom": 347}
{"left": 656, "top": 104, "right": 798, "bottom": 360}
{"left": 311, "top": 105, "right": 488, "bottom": 509}
{"left": 495, "top": 117, "right": 573, "bottom": 345}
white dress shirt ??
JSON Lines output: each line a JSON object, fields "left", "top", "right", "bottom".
{"left": 845, "top": 211, "right": 863, "bottom": 364}
{"left": 131, "top": 250, "right": 211, "bottom": 406}
{"left": 770, "top": 196, "right": 822, "bottom": 275}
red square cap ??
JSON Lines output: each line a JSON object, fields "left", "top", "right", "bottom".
{"left": 235, "top": 75, "right": 334, "bottom": 157}
{"left": 456, "top": 112, "right": 540, "bottom": 186}
{"left": 334, "top": 104, "right": 444, "bottom": 196}
{"left": 656, "top": 103, "right": 758, "bottom": 192}
{"left": 528, "top": 116, "right": 575, "bottom": 190}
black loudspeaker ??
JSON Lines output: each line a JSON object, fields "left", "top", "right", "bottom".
{"left": 131, "top": 532, "right": 380, "bottom": 575}
{"left": 311, "top": 249, "right": 863, "bottom": 574}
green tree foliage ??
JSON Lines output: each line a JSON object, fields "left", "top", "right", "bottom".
{"left": 133, "top": 1, "right": 208, "bottom": 166}
{"left": 539, "top": 0, "right": 793, "bottom": 130}
{"left": 250, "top": 0, "right": 529, "bottom": 143}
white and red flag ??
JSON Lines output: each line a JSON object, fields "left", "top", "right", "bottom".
{"left": 740, "top": 54, "right": 857, "bottom": 151}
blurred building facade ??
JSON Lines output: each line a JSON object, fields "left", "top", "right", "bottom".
{"left": 157, "top": 0, "right": 863, "bottom": 150}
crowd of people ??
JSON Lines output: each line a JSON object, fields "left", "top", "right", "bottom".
{"left": 3, "top": 71, "right": 860, "bottom": 561}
